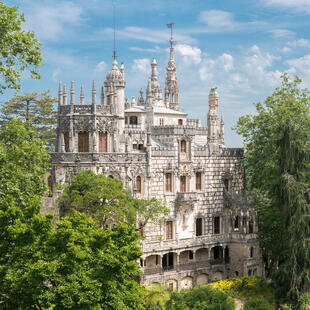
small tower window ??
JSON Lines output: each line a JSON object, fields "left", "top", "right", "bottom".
{"left": 64, "top": 132, "right": 69, "bottom": 152}
{"left": 99, "top": 132, "right": 108, "bottom": 152}
{"left": 129, "top": 116, "right": 138, "bottom": 125}
{"left": 78, "top": 132, "right": 89, "bottom": 152}
{"left": 250, "top": 246, "right": 254, "bottom": 258}
{"left": 165, "top": 173, "right": 172, "bottom": 192}
{"left": 166, "top": 221, "right": 173, "bottom": 240}
{"left": 214, "top": 216, "right": 220, "bottom": 234}
{"left": 196, "top": 172, "right": 202, "bottom": 191}
{"left": 196, "top": 218, "right": 203, "bottom": 236}
{"left": 181, "top": 140, "right": 186, "bottom": 153}
{"left": 136, "top": 176, "right": 142, "bottom": 194}
{"left": 178, "top": 119, "right": 183, "bottom": 125}
{"left": 180, "top": 175, "right": 186, "bottom": 193}
{"left": 234, "top": 216, "right": 240, "bottom": 231}
{"left": 249, "top": 218, "right": 254, "bottom": 233}
{"left": 224, "top": 178, "right": 230, "bottom": 191}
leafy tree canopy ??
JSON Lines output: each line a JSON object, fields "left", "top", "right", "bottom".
{"left": 59, "top": 170, "right": 169, "bottom": 231}
{"left": 235, "top": 74, "right": 310, "bottom": 305}
{"left": 0, "top": 2, "right": 42, "bottom": 93}
{"left": 1, "top": 92, "right": 57, "bottom": 149}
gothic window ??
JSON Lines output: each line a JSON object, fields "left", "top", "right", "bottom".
{"left": 196, "top": 218, "right": 203, "bottom": 236}
{"left": 78, "top": 132, "right": 89, "bottom": 152}
{"left": 166, "top": 221, "right": 173, "bottom": 240}
{"left": 64, "top": 132, "right": 69, "bottom": 152}
{"left": 99, "top": 132, "right": 108, "bottom": 152}
{"left": 224, "top": 178, "right": 230, "bottom": 191}
{"left": 47, "top": 175, "right": 53, "bottom": 197}
{"left": 250, "top": 246, "right": 254, "bottom": 258}
{"left": 214, "top": 216, "right": 220, "bottom": 234}
{"left": 138, "top": 144, "right": 144, "bottom": 150}
{"left": 129, "top": 116, "right": 138, "bottom": 125}
{"left": 178, "top": 119, "right": 183, "bottom": 125}
{"left": 180, "top": 175, "right": 186, "bottom": 193}
{"left": 136, "top": 176, "right": 142, "bottom": 194}
{"left": 249, "top": 218, "right": 254, "bottom": 233}
{"left": 165, "top": 173, "right": 172, "bottom": 192}
{"left": 180, "top": 140, "right": 186, "bottom": 153}
{"left": 196, "top": 172, "right": 202, "bottom": 190}
{"left": 234, "top": 216, "right": 240, "bottom": 231}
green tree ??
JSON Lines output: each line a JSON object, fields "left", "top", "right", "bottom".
{"left": 1, "top": 92, "right": 57, "bottom": 149}
{"left": 243, "top": 297, "right": 273, "bottom": 310}
{"left": 58, "top": 170, "right": 169, "bottom": 231}
{"left": 0, "top": 2, "right": 42, "bottom": 93}
{"left": 235, "top": 74, "right": 310, "bottom": 305}
{"left": 165, "top": 285, "right": 235, "bottom": 310}
{"left": 145, "top": 284, "right": 171, "bottom": 310}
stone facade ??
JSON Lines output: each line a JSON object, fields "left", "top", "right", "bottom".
{"left": 45, "top": 40, "right": 263, "bottom": 290}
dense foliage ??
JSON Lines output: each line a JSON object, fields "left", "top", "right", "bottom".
{"left": 235, "top": 74, "right": 310, "bottom": 306}
{"left": 59, "top": 170, "right": 169, "bottom": 231}
{"left": 145, "top": 284, "right": 171, "bottom": 310}
{"left": 0, "top": 92, "right": 57, "bottom": 149}
{"left": 0, "top": 120, "right": 146, "bottom": 309}
{"left": 165, "top": 285, "right": 235, "bottom": 310}
{"left": 0, "top": 2, "right": 42, "bottom": 92}
{"left": 243, "top": 297, "right": 274, "bottom": 310}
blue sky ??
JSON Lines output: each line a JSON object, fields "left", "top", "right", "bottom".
{"left": 4, "top": 0, "right": 310, "bottom": 146}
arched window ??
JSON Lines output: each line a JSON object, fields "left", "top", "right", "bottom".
{"left": 136, "top": 176, "right": 142, "bottom": 194}
{"left": 250, "top": 246, "right": 254, "bottom": 258}
{"left": 181, "top": 140, "right": 186, "bottom": 153}
{"left": 234, "top": 215, "right": 240, "bottom": 230}
{"left": 249, "top": 218, "right": 254, "bottom": 233}
{"left": 180, "top": 175, "right": 186, "bottom": 192}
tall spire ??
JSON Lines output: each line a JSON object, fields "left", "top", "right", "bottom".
{"left": 165, "top": 22, "right": 179, "bottom": 111}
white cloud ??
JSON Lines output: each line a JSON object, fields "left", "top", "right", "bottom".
{"left": 261, "top": 0, "right": 310, "bottom": 13}
{"left": 287, "top": 54, "right": 310, "bottom": 74}
{"left": 25, "top": 2, "right": 83, "bottom": 41}
{"left": 287, "top": 38, "right": 310, "bottom": 48}
{"left": 52, "top": 68, "right": 62, "bottom": 83}
{"left": 269, "top": 29, "right": 295, "bottom": 38}
{"left": 102, "top": 26, "right": 197, "bottom": 44}
{"left": 129, "top": 46, "right": 164, "bottom": 53}
{"left": 198, "top": 10, "right": 236, "bottom": 28}
{"left": 131, "top": 59, "right": 151, "bottom": 74}
{"left": 94, "top": 61, "right": 107, "bottom": 73}
{"left": 175, "top": 44, "right": 202, "bottom": 65}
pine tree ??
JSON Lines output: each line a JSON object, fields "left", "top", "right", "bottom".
{"left": 1, "top": 91, "right": 57, "bottom": 149}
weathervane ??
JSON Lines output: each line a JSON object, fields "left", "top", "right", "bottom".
{"left": 166, "top": 22, "right": 174, "bottom": 48}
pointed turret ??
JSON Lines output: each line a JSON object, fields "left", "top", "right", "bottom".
{"left": 58, "top": 82, "right": 63, "bottom": 106}
{"left": 219, "top": 114, "right": 225, "bottom": 145}
{"left": 164, "top": 25, "right": 179, "bottom": 111}
{"left": 100, "top": 86, "right": 105, "bottom": 106}
{"left": 131, "top": 96, "right": 136, "bottom": 108}
{"left": 92, "top": 80, "right": 96, "bottom": 105}
{"left": 80, "top": 86, "right": 85, "bottom": 104}
{"left": 207, "top": 87, "right": 220, "bottom": 144}
{"left": 146, "top": 78, "right": 153, "bottom": 106}
{"left": 138, "top": 88, "right": 144, "bottom": 106}
{"left": 63, "top": 84, "right": 67, "bottom": 105}
{"left": 70, "top": 81, "right": 75, "bottom": 105}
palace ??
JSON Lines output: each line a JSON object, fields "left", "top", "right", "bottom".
{"left": 44, "top": 34, "right": 263, "bottom": 290}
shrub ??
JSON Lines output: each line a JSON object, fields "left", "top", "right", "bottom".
{"left": 244, "top": 297, "right": 274, "bottom": 310}
{"left": 166, "top": 285, "right": 235, "bottom": 310}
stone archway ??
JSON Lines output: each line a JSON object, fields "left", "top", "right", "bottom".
{"left": 180, "top": 276, "right": 193, "bottom": 290}
{"left": 196, "top": 273, "right": 209, "bottom": 286}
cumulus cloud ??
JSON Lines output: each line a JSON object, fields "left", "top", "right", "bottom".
{"left": 269, "top": 29, "right": 295, "bottom": 38}
{"left": 94, "top": 61, "right": 107, "bottom": 73}
{"left": 261, "top": 0, "right": 310, "bottom": 13}
{"left": 131, "top": 58, "right": 151, "bottom": 74}
{"left": 198, "top": 10, "right": 236, "bottom": 29}
{"left": 175, "top": 44, "right": 202, "bottom": 65}
{"left": 287, "top": 54, "right": 310, "bottom": 80}
{"left": 287, "top": 38, "right": 310, "bottom": 48}
{"left": 25, "top": 2, "right": 83, "bottom": 41}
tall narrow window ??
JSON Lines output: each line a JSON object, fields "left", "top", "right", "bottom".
{"left": 196, "top": 172, "right": 202, "bottom": 190}
{"left": 136, "top": 176, "right": 142, "bottom": 194}
{"left": 159, "top": 118, "right": 164, "bottom": 126}
{"left": 250, "top": 246, "right": 254, "bottom": 258}
{"left": 224, "top": 178, "right": 229, "bottom": 191}
{"left": 78, "top": 132, "right": 89, "bottom": 152}
{"left": 214, "top": 216, "right": 220, "bottom": 234}
{"left": 180, "top": 176, "right": 186, "bottom": 192}
{"left": 64, "top": 132, "right": 69, "bottom": 152}
{"left": 165, "top": 173, "right": 172, "bottom": 192}
{"left": 99, "top": 132, "right": 108, "bottom": 152}
{"left": 181, "top": 140, "right": 186, "bottom": 153}
{"left": 189, "top": 251, "right": 193, "bottom": 260}
{"left": 166, "top": 221, "right": 173, "bottom": 240}
{"left": 234, "top": 216, "right": 240, "bottom": 230}
{"left": 249, "top": 218, "right": 254, "bottom": 233}
{"left": 196, "top": 218, "right": 203, "bottom": 236}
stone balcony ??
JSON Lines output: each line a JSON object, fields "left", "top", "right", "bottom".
{"left": 176, "top": 192, "right": 198, "bottom": 204}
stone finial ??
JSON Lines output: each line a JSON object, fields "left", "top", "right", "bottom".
{"left": 63, "top": 84, "right": 67, "bottom": 105}
{"left": 80, "top": 86, "right": 85, "bottom": 105}
{"left": 138, "top": 88, "right": 144, "bottom": 106}
{"left": 131, "top": 96, "right": 136, "bottom": 108}
{"left": 120, "top": 62, "right": 124, "bottom": 74}
{"left": 147, "top": 78, "right": 152, "bottom": 96}
{"left": 100, "top": 86, "right": 104, "bottom": 106}
{"left": 70, "top": 81, "right": 75, "bottom": 105}
{"left": 58, "top": 81, "right": 63, "bottom": 106}
{"left": 92, "top": 80, "right": 96, "bottom": 105}
{"left": 151, "top": 58, "right": 158, "bottom": 80}
{"left": 125, "top": 97, "right": 129, "bottom": 109}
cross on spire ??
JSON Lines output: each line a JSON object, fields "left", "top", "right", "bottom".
{"left": 166, "top": 22, "right": 174, "bottom": 48}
